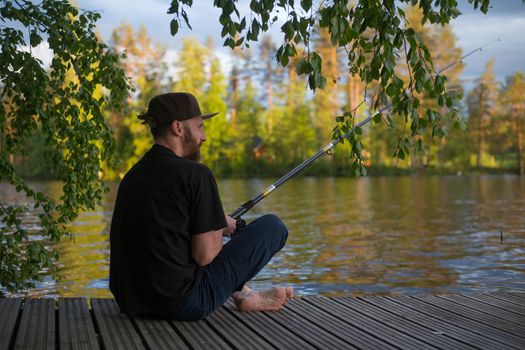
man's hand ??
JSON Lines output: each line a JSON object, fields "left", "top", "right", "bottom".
{"left": 223, "top": 215, "right": 237, "bottom": 237}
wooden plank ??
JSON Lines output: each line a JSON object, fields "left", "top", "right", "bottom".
{"left": 287, "top": 298, "right": 396, "bottom": 350}
{"left": 494, "top": 292, "right": 525, "bottom": 305}
{"left": 223, "top": 299, "right": 316, "bottom": 350}
{"left": 457, "top": 294, "right": 525, "bottom": 316}
{"left": 333, "top": 296, "right": 477, "bottom": 350}
{"left": 132, "top": 317, "right": 189, "bottom": 350}
{"left": 91, "top": 298, "right": 144, "bottom": 350}
{"left": 504, "top": 292, "right": 525, "bottom": 300}
{"left": 58, "top": 298, "right": 99, "bottom": 350}
{"left": 261, "top": 299, "right": 357, "bottom": 350}
{"left": 438, "top": 294, "right": 525, "bottom": 324}
{"left": 363, "top": 296, "right": 516, "bottom": 350}
{"left": 14, "top": 298, "right": 55, "bottom": 350}
{"left": 390, "top": 295, "right": 525, "bottom": 349}
{"left": 0, "top": 298, "right": 22, "bottom": 350}
{"left": 416, "top": 295, "right": 525, "bottom": 337}
{"left": 306, "top": 297, "right": 435, "bottom": 350}
{"left": 172, "top": 320, "right": 231, "bottom": 350}
{"left": 206, "top": 306, "right": 274, "bottom": 349}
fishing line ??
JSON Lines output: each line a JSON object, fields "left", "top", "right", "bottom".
{"left": 229, "top": 39, "right": 501, "bottom": 227}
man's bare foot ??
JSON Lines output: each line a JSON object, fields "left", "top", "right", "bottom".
{"left": 285, "top": 286, "right": 294, "bottom": 301}
{"left": 233, "top": 286, "right": 294, "bottom": 312}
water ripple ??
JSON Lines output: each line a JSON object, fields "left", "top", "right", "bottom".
{"left": 1, "top": 175, "right": 524, "bottom": 297}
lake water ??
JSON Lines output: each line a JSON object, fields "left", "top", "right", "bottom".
{"left": 2, "top": 175, "right": 525, "bottom": 298}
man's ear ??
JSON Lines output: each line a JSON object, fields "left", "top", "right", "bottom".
{"left": 170, "top": 120, "right": 184, "bottom": 136}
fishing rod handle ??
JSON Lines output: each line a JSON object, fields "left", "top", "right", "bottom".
{"left": 235, "top": 218, "right": 247, "bottom": 234}
{"left": 230, "top": 203, "right": 248, "bottom": 237}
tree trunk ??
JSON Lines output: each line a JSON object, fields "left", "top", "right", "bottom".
{"left": 288, "top": 63, "right": 295, "bottom": 109}
{"left": 348, "top": 74, "right": 361, "bottom": 112}
{"left": 331, "top": 47, "right": 338, "bottom": 116}
{"left": 267, "top": 60, "right": 273, "bottom": 131}
{"left": 517, "top": 111, "right": 524, "bottom": 175}
{"left": 230, "top": 67, "right": 239, "bottom": 128}
{"left": 477, "top": 113, "right": 482, "bottom": 168}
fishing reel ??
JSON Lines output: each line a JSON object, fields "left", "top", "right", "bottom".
{"left": 227, "top": 218, "right": 247, "bottom": 238}
{"left": 234, "top": 218, "right": 246, "bottom": 235}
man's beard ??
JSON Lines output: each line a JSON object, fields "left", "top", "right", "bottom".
{"left": 182, "top": 128, "right": 202, "bottom": 162}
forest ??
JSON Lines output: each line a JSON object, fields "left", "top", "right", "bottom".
{"left": 5, "top": 6, "right": 525, "bottom": 181}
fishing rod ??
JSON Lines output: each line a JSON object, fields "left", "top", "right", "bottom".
{"left": 229, "top": 39, "right": 500, "bottom": 227}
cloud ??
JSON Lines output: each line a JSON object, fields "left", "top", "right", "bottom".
{"left": 458, "top": 1, "right": 525, "bottom": 16}
{"left": 20, "top": 41, "right": 54, "bottom": 69}
{"left": 79, "top": 0, "right": 524, "bottom": 86}
{"left": 80, "top": 0, "right": 224, "bottom": 48}
{"left": 451, "top": 14, "right": 525, "bottom": 82}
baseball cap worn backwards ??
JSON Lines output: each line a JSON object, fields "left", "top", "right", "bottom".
{"left": 138, "top": 92, "right": 218, "bottom": 128}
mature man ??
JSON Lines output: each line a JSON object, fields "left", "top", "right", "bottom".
{"left": 109, "top": 92, "right": 292, "bottom": 320}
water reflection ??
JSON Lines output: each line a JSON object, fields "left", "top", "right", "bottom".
{"left": 1, "top": 175, "right": 524, "bottom": 297}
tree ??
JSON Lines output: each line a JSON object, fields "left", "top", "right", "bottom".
{"left": 500, "top": 71, "right": 525, "bottom": 174}
{"left": 1, "top": 0, "right": 128, "bottom": 291}
{"left": 168, "top": 0, "right": 492, "bottom": 170}
{"left": 399, "top": 5, "right": 464, "bottom": 169}
{"left": 313, "top": 28, "right": 342, "bottom": 146}
{"left": 172, "top": 38, "right": 232, "bottom": 173}
{"left": 233, "top": 82, "right": 266, "bottom": 176}
{"left": 467, "top": 60, "right": 499, "bottom": 168}
{"left": 260, "top": 35, "right": 277, "bottom": 131}
{"left": 107, "top": 23, "right": 166, "bottom": 177}
{"left": 200, "top": 44, "right": 232, "bottom": 174}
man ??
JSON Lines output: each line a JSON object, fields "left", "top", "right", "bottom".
{"left": 109, "top": 92, "right": 293, "bottom": 320}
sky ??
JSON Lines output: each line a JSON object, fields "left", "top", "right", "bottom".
{"left": 74, "top": 1, "right": 525, "bottom": 87}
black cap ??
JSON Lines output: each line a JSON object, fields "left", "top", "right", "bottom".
{"left": 138, "top": 92, "right": 218, "bottom": 128}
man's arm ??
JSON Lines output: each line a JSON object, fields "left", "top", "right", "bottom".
{"left": 191, "top": 216, "right": 236, "bottom": 266}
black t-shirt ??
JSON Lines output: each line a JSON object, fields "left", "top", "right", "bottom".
{"left": 109, "top": 144, "right": 227, "bottom": 317}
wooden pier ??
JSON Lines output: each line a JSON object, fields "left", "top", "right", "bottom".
{"left": 1, "top": 292, "right": 525, "bottom": 349}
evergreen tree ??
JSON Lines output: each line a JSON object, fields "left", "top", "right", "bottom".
{"left": 267, "top": 48, "right": 317, "bottom": 174}
{"left": 234, "top": 83, "right": 266, "bottom": 176}
{"left": 172, "top": 37, "right": 231, "bottom": 174}
{"left": 467, "top": 60, "right": 499, "bottom": 168}
{"left": 108, "top": 23, "right": 166, "bottom": 177}
{"left": 313, "top": 28, "right": 343, "bottom": 146}
{"left": 201, "top": 40, "right": 232, "bottom": 174}
{"left": 500, "top": 71, "right": 525, "bottom": 174}
{"left": 260, "top": 35, "right": 277, "bottom": 132}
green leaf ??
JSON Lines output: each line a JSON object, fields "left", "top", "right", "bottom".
{"left": 170, "top": 19, "right": 179, "bottom": 36}
{"left": 386, "top": 84, "right": 396, "bottom": 97}
{"left": 300, "top": 0, "right": 312, "bottom": 12}
{"left": 438, "top": 95, "right": 446, "bottom": 107}
{"left": 29, "top": 32, "right": 42, "bottom": 47}
{"left": 372, "top": 112, "right": 382, "bottom": 124}
{"left": 384, "top": 57, "right": 395, "bottom": 73}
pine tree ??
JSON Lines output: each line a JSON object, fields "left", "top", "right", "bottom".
{"left": 108, "top": 23, "right": 166, "bottom": 177}
{"left": 260, "top": 35, "right": 277, "bottom": 131}
{"left": 500, "top": 71, "right": 525, "bottom": 174}
{"left": 467, "top": 60, "right": 499, "bottom": 169}
{"left": 313, "top": 28, "right": 342, "bottom": 146}
{"left": 234, "top": 83, "right": 266, "bottom": 175}
{"left": 201, "top": 39, "right": 231, "bottom": 174}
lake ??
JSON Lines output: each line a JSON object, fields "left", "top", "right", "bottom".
{"left": 1, "top": 175, "right": 525, "bottom": 298}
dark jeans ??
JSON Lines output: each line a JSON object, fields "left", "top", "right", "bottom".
{"left": 168, "top": 214, "right": 288, "bottom": 321}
